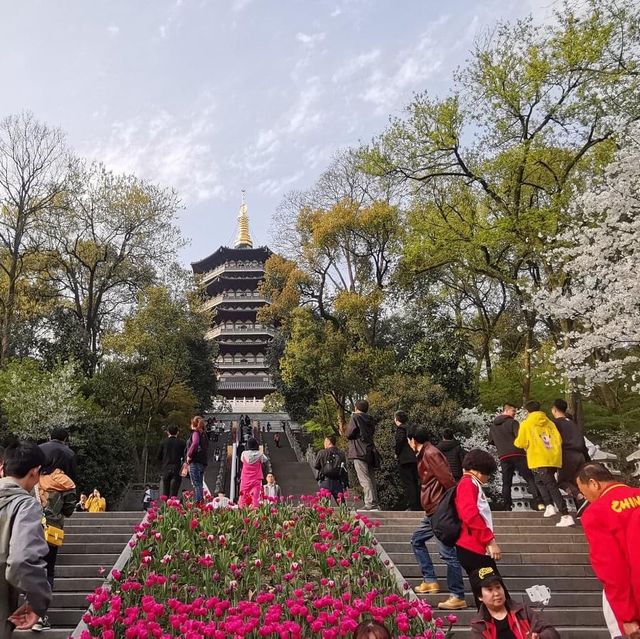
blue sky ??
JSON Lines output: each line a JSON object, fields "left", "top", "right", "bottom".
{"left": 0, "top": 0, "right": 555, "bottom": 265}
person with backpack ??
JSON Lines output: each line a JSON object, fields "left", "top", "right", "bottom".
{"left": 469, "top": 567, "right": 560, "bottom": 639}
{"left": 314, "top": 435, "right": 348, "bottom": 503}
{"left": 394, "top": 411, "right": 420, "bottom": 510}
{"left": 408, "top": 426, "right": 466, "bottom": 611}
{"left": 454, "top": 449, "right": 504, "bottom": 607}
{"left": 158, "top": 424, "right": 186, "bottom": 498}
{"left": 436, "top": 429, "right": 465, "bottom": 482}
{"left": 0, "top": 442, "right": 52, "bottom": 636}
{"left": 489, "top": 403, "right": 542, "bottom": 511}
{"left": 514, "top": 401, "right": 575, "bottom": 527}
{"left": 551, "top": 399, "right": 588, "bottom": 503}
{"left": 185, "top": 416, "right": 209, "bottom": 503}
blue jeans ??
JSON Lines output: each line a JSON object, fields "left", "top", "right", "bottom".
{"left": 410, "top": 515, "right": 464, "bottom": 598}
{"left": 189, "top": 462, "right": 206, "bottom": 502}
{"left": 319, "top": 479, "right": 345, "bottom": 504}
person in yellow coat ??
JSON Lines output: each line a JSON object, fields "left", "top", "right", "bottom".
{"left": 85, "top": 489, "right": 106, "bottom": 513}
{"left": 514, "top": 401, "right": 575, "bottom": 527}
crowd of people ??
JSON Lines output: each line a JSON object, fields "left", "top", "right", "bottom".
{"left": 335, "top": 397, "right": 640, "bottom": 637}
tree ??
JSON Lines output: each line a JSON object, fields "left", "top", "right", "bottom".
{"left": 0, "top": 359, "right": 98, "bottom": 440}
{"left": 98, "top": 286, "right": 214, "bottom": 479}
{"left": 533, "top": 126, "right": 640, "bottom": 398}
{"left": 363, "top": 0, "right": 640, "bottom": 403}
{"left": 43, "top": 162, "right": 184, "bottom": 374}
{"left": 367, "top": 373, "right": 460, "bottom": 509}
{"left": 0, "top": 112, "right": 72, "bottom": 364}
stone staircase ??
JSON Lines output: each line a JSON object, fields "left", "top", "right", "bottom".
{"left": 261, "top": 432, "right": 319, "bottom": 497}
{"left": 16, "top": 511, "right": 142, "bottom": 639}
{"left": 371, "top": 511, "right": 608, "bottom": 638}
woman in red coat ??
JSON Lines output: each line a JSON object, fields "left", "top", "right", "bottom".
{"left": 455, "top": 449, "right": 504, "bottom": 607}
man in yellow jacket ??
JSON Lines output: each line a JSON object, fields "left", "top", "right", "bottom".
{"left": 514, "top": 401, "right": 575, "bottom": 527}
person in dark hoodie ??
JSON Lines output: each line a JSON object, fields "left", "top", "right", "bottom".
{"left": 469, "top": 566, "right": 560, "bottom": 639}
{"left": 489, "top": 403, "right": 541, "bottom": 511}
{"left": 394, "top": 410, "right": 420, "bottom": 510}
{"left": 346, "top": 400, "right": 379, "bottom": 511}
{"left": 436, "top": 429, "right": 465, "bottom": 481}
{"left": 551, "top": 399, "right": 587, "bottom": 502}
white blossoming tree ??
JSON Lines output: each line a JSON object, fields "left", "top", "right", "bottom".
{"left": 534, "top": 127, "right": 640, "bottom": 394}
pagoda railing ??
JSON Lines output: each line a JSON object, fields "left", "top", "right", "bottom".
{"left": 207, "top": 326, "right": 275, "bottom": 340}
{"left": 201, "top": 263, "right": 265, "bottom": 283}
{"left": 217, "top": 380, "right": 276, "bottom": 390}
{"left": 216, "top": 362, "right": 269, "bottom": 369}
{"left": 202, "top": 293, "right": 268, "bottom": 311}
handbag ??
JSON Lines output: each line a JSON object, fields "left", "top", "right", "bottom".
{"left": 44, "top": 522, "right": 65, "bottom": 547}
{"left": 180, "top": 462, "right": 190, "bottom": 478}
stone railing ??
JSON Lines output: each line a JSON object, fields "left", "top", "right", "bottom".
{"left": 201, "top": 263, "right": 265, "bottom": 283}
{"left": 283, "top": 421, "right": 306, "bottom": 464}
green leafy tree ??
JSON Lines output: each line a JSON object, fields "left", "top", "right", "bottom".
{"left": 367, "top": 373, "right": 460, "bottom": 510}
{"left": 0, "top": 359, "right": 98, "bottom": 440}
{"left": 363, "top": 0, "right": 640, "bottom": 408}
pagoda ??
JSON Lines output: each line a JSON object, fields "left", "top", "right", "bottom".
{"left": 191, "top": 196, "right": 275, "bottom": 412}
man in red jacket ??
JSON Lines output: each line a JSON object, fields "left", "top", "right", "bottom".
{"left": 577, "top": 462, "right": 640, "bottom": 639}
{"left": 408, "top": 426, "right": 466, "bottom": 610}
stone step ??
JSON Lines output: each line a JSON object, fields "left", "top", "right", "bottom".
{"left": 370, "top": 511, "right": 550, "bottom": 519}
{"left": 380, "top": 540, "right": 589, "bottom": 553}
{"left": 64, "top": 517, "right": 140, "bottom": 526}
{"left": 15, "top": 629, "right": 74, "bottom": 639}
{"left": 430, "top": 607, "right": 604, "bottom": 627}
{"left": 59, "top": 533, "right": 133, "bottom": 544}
{"left": 407, "top": 575, "right": 602, "bottom": 591}
{"left": 59, "top": 542, "right": 128, "bottom": 554}
{"left": 52, "top": 591, "right": 91, "bottom": 607}
{"left": 454, "top": 629, "right": 607, "bottom": 639}
{"left": 375, "top": 532, "right": 587, "bottom": 544}
{"left": 73, "top": 511, "right": 142, "bottom": 519}
{"left": 50, "top": 577, "right": 104, "bottom": 592}
{"left": 46, "top": 608, "right": 85, "bottom": 626}
{"left": 396, "top": 563, "right": 594, "bottom": 578}
{"left": 64, "top": 524, "right": 136, "bottom": 534}
{"left": 372, "top": 524, "right": 581, "bottom": 533}
{"left": 56, "top": 564, "right": 108, "bottom": 578}
{"left": 57, "top": 553, "right": 120, "bottom": 565}
{"left": 417, "top": 590, "right": 602, "bottom": 607}
{"left": 389, "top": 552, "right": 591, "bottom": 565}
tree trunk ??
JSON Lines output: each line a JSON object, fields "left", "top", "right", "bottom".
{"left": 0, "top": 252, "right": 19, "bottom": 366}
{"left": 334, "top": 400, "right": 347, "bottom": 436}
{"left": 482, "top": 336, "right": 493, "bottom": 383}
{"left": 522, "top": 323, "right": 534, "bottom": 404}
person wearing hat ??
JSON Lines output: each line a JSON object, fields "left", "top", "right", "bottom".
{"left": 469, "top": 567, "right": 561, "bottom": 639}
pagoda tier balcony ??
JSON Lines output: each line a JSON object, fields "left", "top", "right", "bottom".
{"left": 202, "top": 292, "right": 269, "bottom": 311}
{"left": 201, "top": 262, "right": 265, "bottom": 285}
{"left": 206, "top": 326, "right": 275, "bottom": 340}
{"left": 217, "top": 379, "right": 276, "bottom": 390}
{"left": 216, "top": 361, "right": 269, "bottom": 370}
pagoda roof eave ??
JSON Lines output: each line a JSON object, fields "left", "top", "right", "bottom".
{"left": 191, "top": 245, "right": 272, "bottom": 273}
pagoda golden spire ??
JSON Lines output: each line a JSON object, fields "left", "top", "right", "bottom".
{"left": 234, "top": 190, "right": 253, "bottom": 249}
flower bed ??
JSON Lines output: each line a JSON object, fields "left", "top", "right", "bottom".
{"left": 80, "top": 493, "right": 456, "bottom": 638}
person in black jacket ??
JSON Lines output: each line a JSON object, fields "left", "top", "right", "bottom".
{"left": 314, "top": 435, "right": 348, "bottom": 503}
{"left": 158, "top": 425, "right": 185, "bottom": 498}
{"left": 436, "top": 429, "right": 465, "bottom": 481}
{"left": 39, "top": 428, "right": 77, "bottom": 483}
{"left": 551, "top": 399, "right": 587, "bottom": 501}
{"left": 489, "top": 404, "right": 541, "bottom": 511}
{"left": 346, "top": 400, "right": 379, "bottom": 511}
{"left": 394, "top": 411, "right": 420, "bottom": 511}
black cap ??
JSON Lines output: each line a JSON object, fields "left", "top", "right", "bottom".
{"left": 470, "top": 567, "right": 504, "bottom": 592}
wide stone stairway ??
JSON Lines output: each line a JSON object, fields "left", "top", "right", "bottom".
{"left": 15, "top": 511, "right": 142, "bottom": 639}
{"left": 261, "top": 432, "right": 319, "bottom": 497}
{"left": 372, "top": 510, "right": 608, "bottom": 638}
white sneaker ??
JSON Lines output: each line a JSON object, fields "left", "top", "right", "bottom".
{"left": 543, "top": 505, "right": 559, "bottom": 518}
{"left": 556, "top": 515, "right": 576, "bottom": 527}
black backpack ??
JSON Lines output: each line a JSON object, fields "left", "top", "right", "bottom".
{"left": 431, "top": 485, "right": 461, "bottom": 547}
{"left": 321, "top": 450, "right": 343, "bottom": 480}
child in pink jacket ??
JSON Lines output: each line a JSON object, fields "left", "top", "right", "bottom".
{"left": 239, "top": 438, "right": 268, "bottom": 507}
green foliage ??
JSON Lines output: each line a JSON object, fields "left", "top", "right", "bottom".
{"left": 366, "top": 373, "right": 460, "bottom": 510}
{"left": 262, "top": 392, "right": 286, "bottom": 413}
{"left": 71, "top": 415, "right": 134, "bottom": 507}
{"left": 0, "top": 358, "right": 99, "bottom": 441}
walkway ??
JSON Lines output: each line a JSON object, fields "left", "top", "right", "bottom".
{"left": 261, "top": 432, "right": 319, "bottom": 497}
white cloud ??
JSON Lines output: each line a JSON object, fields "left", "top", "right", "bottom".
{"left": 231, "top": 0, "right": 253, "bottom": 12}
{"left": 285, "top": 78, "right": 323, "bottom": 135}
{"left": 257, "top": 170, "right": 304, "bottom": 197}
{"left": 330, "top": 7, "right": 342, "bottom": 17}
{"left": 296, "top": 32, "right": 326, "bottom": 47}
{"left": 86, "top": 96, "right": 225, "bottom": 203}
{"left": 332, "top": 48, "right": 380, "bottom": 82}
{"left": 107, "top": 24, "right": 120, "bottom": 36}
